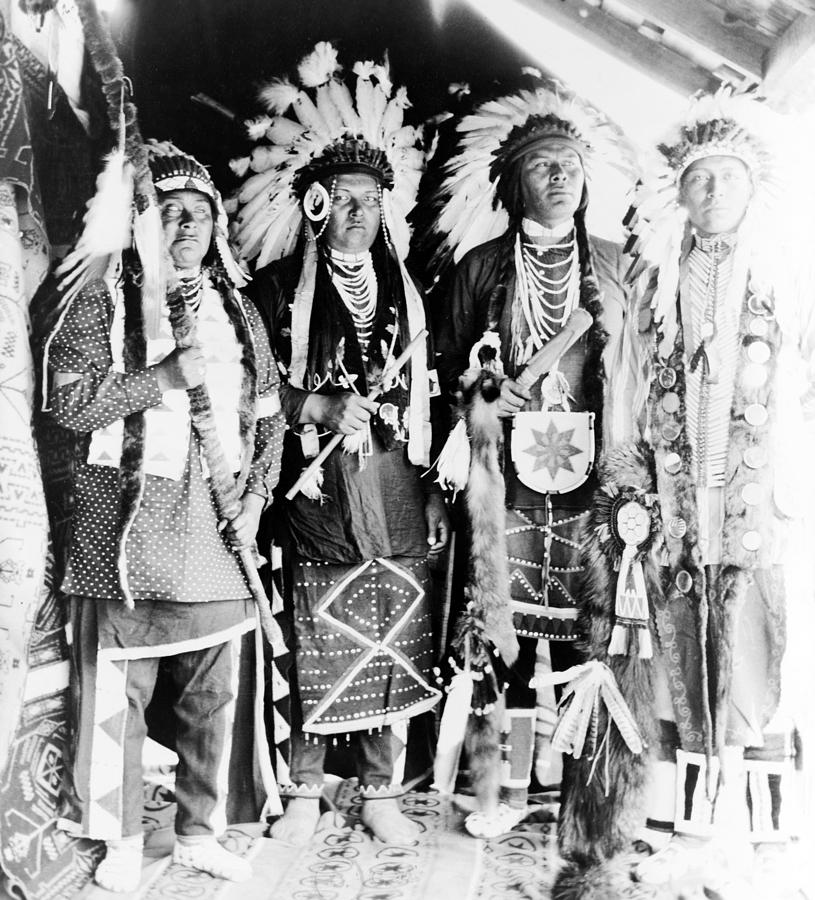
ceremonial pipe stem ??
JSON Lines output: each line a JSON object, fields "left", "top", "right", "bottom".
{"left": 516, "top": 307, "right": 593, "bottom": 389}
{"left": 285, "top": 328, "right": 428, "bottom": 501}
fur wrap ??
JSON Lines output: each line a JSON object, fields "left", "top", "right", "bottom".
{"left": 554, "top": 855, "right": 673, "bottom": 900}
{"left": 554, "top": 442, "right": 660, "bottom": 896}
{"left": 555, "top": 278, "right": 788, "bottom": 894}
{"left": 449, "top": 368, "right": 518, "bottom": 809}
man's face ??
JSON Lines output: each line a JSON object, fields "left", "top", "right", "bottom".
{"left": 520, "top": 140, "right": 585, "bottom": 228}
{"left": 679, "top": 155, "right": 753, "bottom": 236}
{"left": 324, "top": 173, "right": 381, "bottom": 254}
{"left": 160, "top": 189, "right": 214, "bottom": 270}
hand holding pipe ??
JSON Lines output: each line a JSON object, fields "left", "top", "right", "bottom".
{"left": 515, "top": 308, "right": 593, "bottom": 390}
{"left": 285, "top": 329, "right": 428, "bottom": 501}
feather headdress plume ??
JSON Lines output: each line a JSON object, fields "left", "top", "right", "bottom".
{"left": 56, "top": 146, "right": 134, "bottom": 302}
{"left": 56, "top": 89, "right": 134, "bottom": 305}
{"left": 624, "top": 87, "right": 782, "bottom": 359}
{"left": 430, "top": 77, "right": 637, "bottom": 270}
{"left": 230, "top": 42, "right": 427, "bottom": 266}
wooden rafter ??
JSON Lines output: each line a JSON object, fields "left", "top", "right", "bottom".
{"left": 763, "top": 10, "right": 815, "bottom": 110}
{"left": 518, "top": 0, "right": 713, "bottom": 97}
{"left": 609, "top": 0, "right": 769, "bottom": 77}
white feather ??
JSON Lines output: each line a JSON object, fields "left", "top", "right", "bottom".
{"left": 297, "top": 41, "right": 340, "bottom": 88}
{"left": 229, "top": 156, "right": 250, "bottom": 178}
{"left": 387, "top": 124, "right": 420, "bottom": 150}
{"left": 237, "top": 167, "right": 279, "bottom": 204}
{"left": 314, "top": 83, "right": 344, "bottom": 135}
{"left": 256, "top": 200, "right": 303, "bottom": 267}
{"left": 380, "top": 86, "right": 411, "bottom": 140}
{"left": 265, "top": 117, "right": 309, "bottom": 145}
{"left": 354, "top": 69, "right": 378, "bottom": 145}
{"left": 237, "top": 174, "right": 294, "bottom": 228}
{"left": 259, "top": 78, "right": 300, "bottom": 115}
{"left": 371, "top": 62, "right": 392, "bottom": 98}
{"left": 370, "top": 83, "right": 389, "bottom": 139}
{"left": 249, "top": 144, "right": 292, "bottom": 173}
{"left": 56, "top": 149, "right": 134, "bottom": 296}
{"left": 327, "top": 78, "right": 362, "bottom": 134}
{"left": 291, "top": 92, "right": 332, "bottom": 141}
{"left": 132, "top": 201, "right": 166, "bottom": 339}
{"left": 434, "top": 419, "right": 471, "bottom": 495}
{"left": 245, "top": 115, "right": 273, "bottom": 140}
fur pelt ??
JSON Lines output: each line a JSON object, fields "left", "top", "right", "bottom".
{"left": 460, "top": 369, "right": 518, "bottom": 668}
{"left": 116, "top": 278, "right": 148, "bottom": 608}
{"left": 553, "top": 855, "right": 672, "bottom": 900}
{"left": 448, "top": 368, "right": 517, "bottom": 814}
{"left": 75, "top": 0, "right": 151, "bottom": 190}
{"left": 557, "top": 442, "right": 660, "bottom": 866}
{"left": 464, "top": 694, "right": 503, "bottom": 814}
{"left": 707, "top": 565, "right": 750, "bottom": 766}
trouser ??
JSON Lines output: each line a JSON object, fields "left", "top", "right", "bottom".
{"left": 643, "top": 561, "right": 796, "bottom": 847}
{"left": 75, "top": 638, "right": 241, "bottom": 839}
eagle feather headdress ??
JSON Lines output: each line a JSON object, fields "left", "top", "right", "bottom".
{"left": 430, "top": 78, "right": 638, "bottom": 270}
{"left": 623, "top": 87, "right": 782, "bottom": 360}
{"left": 230, "top": 41, "right": 426, "bottom": 267}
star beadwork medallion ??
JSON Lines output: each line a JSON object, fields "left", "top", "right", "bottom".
{"left": 522, "top": 420, "right": 581, "bottom": 479}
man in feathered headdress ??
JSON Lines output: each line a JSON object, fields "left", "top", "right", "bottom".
{"left": 45, "top": 141, "right": 286, "bottom": 891}
{"left": 232, "top": 42, "right": 449, "bottom": 846}
{"left": 555, "top": 91, "right": 815, "bottom": 899}
{"left": 432, "top": 79, "right": 637, "bottom": 838}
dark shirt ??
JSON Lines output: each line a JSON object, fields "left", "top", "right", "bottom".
{"left": 248, "top": 257, "right": 430, "bottom": 564}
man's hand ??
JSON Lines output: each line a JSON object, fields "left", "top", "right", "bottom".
{"left": 222, "top": 491, "right": 265, "bottom": 552}
{"left": 154, "top": 346, "right": 206, "bottom": 391}
{"left": 425, "top": 493, "right": 450, "bottom": 557}
{"left": 301, "top": 392, "right": 380, "bottom": 434}
{"left": 496, "top": 377, "right": 531, "bottom": 418}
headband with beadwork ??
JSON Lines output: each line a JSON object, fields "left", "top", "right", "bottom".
{"left": 148, "top": 145, "right": 218, "bottom": 202}
{"left": 147, "top": 139, "right": 246, "bottom": 287}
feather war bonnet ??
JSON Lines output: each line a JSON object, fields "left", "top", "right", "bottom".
{"left": 624, "top": 87, "right": 782, "bottom": 358}
{"left": 230, "top": 41, "right": 427, "bottom": 266}
{"left": 431, "top": 77, "right": 638, "bottom": 270}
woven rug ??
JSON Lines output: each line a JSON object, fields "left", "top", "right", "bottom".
{"left": 463, "top": 792, "right": 560, "bottom": 900}
{"left": 78, "top": 780, "right": 486, "bottom": 900}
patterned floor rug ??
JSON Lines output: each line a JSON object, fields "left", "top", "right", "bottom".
{"left": 77, "top": 780, "right": 499, "bottom": 900}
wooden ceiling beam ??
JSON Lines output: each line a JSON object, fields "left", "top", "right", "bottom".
{"left": 517, "top": 0, "right": 713, "bottom": 97}
{"left": 763, "top": 11, "right": 815, "bottom": 111}
{"left": 608, "top": 0, "right": 767, "bottom": 78}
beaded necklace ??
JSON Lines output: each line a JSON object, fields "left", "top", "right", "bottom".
{"left": 513, "top": 226, "right": 580, "bottom": 364}
{"left": 328, "top": 248, "right": 378, "bottom": 361}
{"left": 177, "top": 267, "right": 205, "bottom": 314}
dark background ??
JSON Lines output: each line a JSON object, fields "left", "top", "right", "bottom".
{"left": 110, "top": 0, "right": 541, "bottom": 189}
